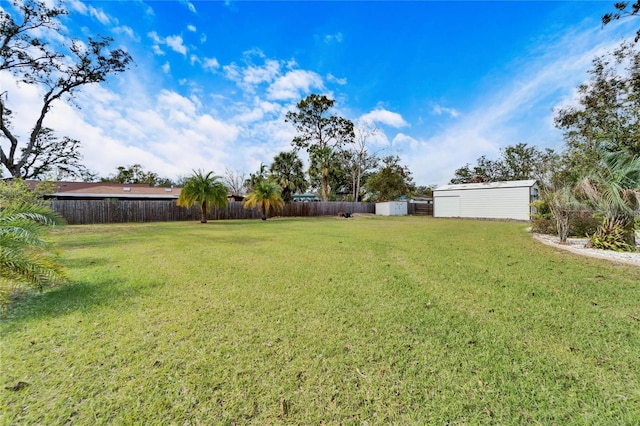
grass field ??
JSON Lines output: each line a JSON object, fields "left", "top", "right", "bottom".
{"left": 2, "top": 216, "right": 640, "bottom": 424}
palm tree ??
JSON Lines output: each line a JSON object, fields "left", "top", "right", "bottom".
{"left": 177, "top": 170, "right": 228, "bottom": 223}
{"left": 242, "top": 180, "right": 284, "bottom": 221}
{"left": 542, "top": 184, "right": 585, "bottom": 243}
{"left": 0, "top": 203, "right": 66, "bottom": 312}
{"left": 575, "top": 150, "right": 640, "bottom": 250}
{"left": 270, "top": 151, "right": 308, "bottom": 203}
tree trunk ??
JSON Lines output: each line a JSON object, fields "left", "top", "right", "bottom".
{"left": 321, "top": 169, "right": 330, "bottom": 202}
{"left": 556, "top": 211, "right": 569, "bottom": 243}
{"left": 261, "top": 204, "right": 267, "bottom": 221}
{"left": 200, "top": 201, "right": 207, "bottom": 223}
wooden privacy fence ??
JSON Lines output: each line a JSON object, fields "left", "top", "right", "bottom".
{"left": 408, "top": 202, "right": 433, "bottom": 216}
{"left": 51, "top": 200, "right": 376, "bottom": 225}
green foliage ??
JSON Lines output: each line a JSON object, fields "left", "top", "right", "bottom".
{"left": 100, "top": 164, "right": 174, "bottom": 187}
{"left": 269, "top": 151, "right": 308, "bottom": 203}
{"left": 0, "top": 178, "right": 55, "bottom": 207}
{"left": 242, "top": 180, "right": 284, "bottom": 220}
{"left": 364, "top": 155, "right": 415, "bottom": 201}
{"left": 575, "top": 149, "right": 640, "bottom": 247}
{"left": 602, "top": 1, "right": 640, "bottom": 43}
{"left": 286, "top": 94, "right": 354, "bottom": 201}
{"left": 0, "top": 202, "right": 65, "bottom": 311}
{"left": 176, "top": 170, "right": 228, "bottom": 223}
{"left": 530, "top": 212, "right": 600, "bottom": 237}
{"left": 555, "top": 43, "right": 640, "bottom": 178}
{"left": 450, "top": 143, "right": 559, "bottom": 185}
{"left": 589, "top": 219, "right": 637, "bottom": 251}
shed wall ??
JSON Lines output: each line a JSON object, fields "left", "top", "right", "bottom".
{"left": 434, "top": 186, "right": 534, "bottom": 221}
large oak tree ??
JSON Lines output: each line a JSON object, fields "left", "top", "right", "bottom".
{"left": 0, "top": 0, "right": 132, "bottom": 179}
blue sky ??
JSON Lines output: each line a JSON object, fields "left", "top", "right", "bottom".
{"left": 1, "top": 0, "right": 637, "bottom": 185}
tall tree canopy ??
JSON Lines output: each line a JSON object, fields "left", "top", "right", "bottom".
{"left": 0, "top": 0, "right": 132, "bottom": 179}
{"left": 342, "top": 124, "right": 380, "bottom": 201}
{"left": 554, "top": 43, "right": 640, "bottom": 178}
{"left": 365, "top": 155, "right": 415, "bottom": 202}
{"left": 602, "top": 1, "right": 640, "bottom": 42}
{"left": 269, "top": 151, "right": 308, "bottom": 203}
{"left": 450, "top": 143, "right": 558, "bottom": 185}
{"left": 286, "top": 94, "right": 354, "bottom": 201}
{"left": 100, "top": 164, "right": 173, "bottom": 187}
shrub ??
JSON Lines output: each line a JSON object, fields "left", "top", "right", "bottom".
{"left": 588, "top": 218, "right": 637, "bottom": 252}
{"left": 570, "top": 211, "right": 600, "bottom": 237}
{"left": 530, "top": 211, "right": 600, "bottom": 237}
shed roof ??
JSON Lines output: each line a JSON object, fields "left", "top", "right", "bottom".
{"left": 434, "top": 179, "right": 537, "bottom": 192}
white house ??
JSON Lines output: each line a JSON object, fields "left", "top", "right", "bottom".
{"left": 433, "top": 180, "right": 538, "bottom": 221}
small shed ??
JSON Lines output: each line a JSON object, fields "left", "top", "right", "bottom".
{"left": 433, "top": 180, "right": 538, "bottom": 221}
{"left": 375, "top": 201, "right": 408, "bottom": 216}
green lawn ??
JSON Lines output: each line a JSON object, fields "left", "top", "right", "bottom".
{"left": 2, "top": 216, "right": 640, "bottom": 424}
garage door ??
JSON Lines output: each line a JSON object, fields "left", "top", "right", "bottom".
{"left": 434, "top": 195, "right": 460, "bottom": 217}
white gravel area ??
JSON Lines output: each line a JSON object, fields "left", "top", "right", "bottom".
{"left": 532, "top": 232, "right": 640, "bottom": 267}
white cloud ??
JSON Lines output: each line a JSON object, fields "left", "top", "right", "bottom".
{"left": 187, "top": 24, "right": 197, "bottom": 32}
{"left": 185, "top": 1, "right": 196, "bottom": 14}
{"left": 161, "top": 62, "right": 170, "bottom": 74}
{"left": 432, "top": 105, "right": 460, "bottom": 118}
{"left": 67, "top": 0, "right": 113, "bottom": 25}
{"left": 266, "top": 70, "right": 324, "bottom": 101}
{"left": 152, "top": 44, "right": 165, "bottom": 56}
{"left": 88, "top": 6, "right": 111, "bottom": 25}
{"left": 323, "top": 32, "right": 343, "bottom": 44}
{"left": 359, "top": 109, "right": 408, "bottom": 128}
{"left": 165, "top": 35, "right": 187, "bottom": 56}
{"left": 203, "top": 57, "right": 220, "bottom": 71}
{"left": 327, "top": 73, "right": 347, "bottom": 85}
{"left": 147, "top": 32, "right": 187, "bottom": 56}
{"left": 224, "top": 58, "right": 282, "bottom": 92}
{"left": 399, "top": 24, "right": 635, "bottom": 186}
{"left": 113, "top": 26, "right": 137, "bottom": 40}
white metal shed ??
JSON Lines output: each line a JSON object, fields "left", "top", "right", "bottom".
{"left": 433, "top": 180, "right": 538, "bottom": 221}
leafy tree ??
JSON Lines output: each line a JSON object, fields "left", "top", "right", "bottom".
{"left": 602, "top": 1, "right": 640, "bottom": 42}
{"left": 0, "top": 178, "right": 54, "bottom": 207}
{"left": 0, "top": 202, "right": 66, "bottom": 312}
{"left": 0, "top": 0, "right": 132, "bottom": 178}
{"left": 308, "top": 149, "right": 350, "bottom": 200}
{"left": 574, "top": 149, "right": 640, "bottom": 250}
{"left": 242, "top": 180, "right": 284, "bottom": 221}
{"left": 449, "top": 143, "right": 559, "bottom": 185}
{"left": 245, "top": 163, "right": 268, "bottom": 193}
{"left": 555, "top": 43, "right": 640, "bottom": 178}
{"left": 176, "top": 170, "right": 228, "bottom": 223}
{"left": 269, "top": 151, "right": 308, "bottom": 203}
{"left": 414, "top": 185, "right": 437, "bottom": 198}
{"left": 101, "top": 164, "right": 165, "bottom": 186}
{"left": 223, "top": 168, "right": 247, "bottom": 196}
{"left": 450, "top": 155, "right": 501, "bottom": 184}
{"left": 364, "top": 155, "right": 415, "bottom": 201}
{"left": 342, "top": 124, "right": 380, "bottom": 201}
{"left": 286, "top": 94, "right": 354, "bottom": 201}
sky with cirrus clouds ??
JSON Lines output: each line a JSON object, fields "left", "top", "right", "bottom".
{"left": 0, "top": 0, "right": 637, "bottom": 185}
